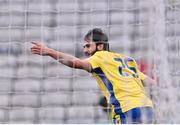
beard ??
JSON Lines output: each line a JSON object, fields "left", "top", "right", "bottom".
{"left": 84, "top": 49, "right": 97, "bottom": 57}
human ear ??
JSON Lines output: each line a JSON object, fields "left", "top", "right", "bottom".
{"left": 97, "top": 43, "right": 104, "bottom": 51}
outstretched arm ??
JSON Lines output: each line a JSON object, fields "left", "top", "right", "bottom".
{"left": 142, "top": 76, "right": 157, "bottom": 86}
{"left": 137, "top": 69, "right": 157, "bottom": 86}
{"left": 31, "top": 42, "right": 92, "bottom": 72}
{"left": 142, "top": 64, "right": 158, "bottom": 87}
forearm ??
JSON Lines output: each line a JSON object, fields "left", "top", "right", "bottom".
{"left": 47, "top": 48, "right": 82, "bottom": 68}
{"left": 142, "top": 76, "right": 157, "bottom": 86}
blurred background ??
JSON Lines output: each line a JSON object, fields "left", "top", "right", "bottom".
{"left": 0, "top": 0, "right": 180, "bottom": 123}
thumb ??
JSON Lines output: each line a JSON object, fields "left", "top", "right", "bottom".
{"left": 31, "top": 41, "right": 46, "bottom": 46}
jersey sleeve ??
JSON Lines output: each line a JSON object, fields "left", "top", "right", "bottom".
{"left": 137, "top": 70, "right": 147, "bottom": 80}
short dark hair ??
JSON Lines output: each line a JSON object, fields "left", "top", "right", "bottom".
{"left": 84, "top": 28, "right": 109, "bottom": 51}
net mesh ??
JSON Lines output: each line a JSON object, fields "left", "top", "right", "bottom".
{"left": 0, "top": 0, "right": 179, "bottom": 123}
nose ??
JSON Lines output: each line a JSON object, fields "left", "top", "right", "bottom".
{"left": 83, "top": 47, "right": 88, "bottom": 53}
{"left": 83, "top": 47, "right": 90, "bottom": 56}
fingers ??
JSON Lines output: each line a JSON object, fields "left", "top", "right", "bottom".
{"left": 31, "top": 48, "right": 40, "bottom": 54}
{"left": 31, "top": 41, "right": 39, "bottom": 46}
{"left": 31, "top": 46, "right": 40, "bottom": 51}
{"left": 31, "top": 48, "right": 44, "bottom": 55}
{"left": 31, "top": 41, "right": 48, "bottom": 56}
{"left": 31, "top": 48, "right": 40, "bottom": 52}
{"left": 31, "top": 41, "right": 45, "bottom": 47}
{"left": 31, "top": 42, "right": 43, "bottom": 53}
{"left": 31, "top": 41, "right": 37, "bottom": 45}
{"left": 31, "top": 45, "right": 48, "bottom": 56}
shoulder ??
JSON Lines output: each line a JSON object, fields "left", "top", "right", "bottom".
{"left": 119, "top": 53, "right": 135, "bottom": 61}
{"left": 88, "top": 51, "right": 110, "bottom": 68}
{"left": 94, "top": 51, "right": 107, "bottom": 55}
{"left": 90, "top": 51, "right": 107, "bottom": 59}
{"left": 94, "top": 51, "right": 115, "bottom": 56}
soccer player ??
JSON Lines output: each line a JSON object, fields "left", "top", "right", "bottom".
{"left": 31, "top": 28, "right": 156, "bottom": 124}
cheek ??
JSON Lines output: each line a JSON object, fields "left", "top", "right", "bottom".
{"left": 90, "top": 47, "right": 96, "bottom": 53}
{"left": 88, "top": 48, "right": 93, "bottom": 52}
{"left": 90, "top": 45, "right": 96, "bottom": 51}
{"left": 83, "top": 48, "right": 90, "bottom": 53}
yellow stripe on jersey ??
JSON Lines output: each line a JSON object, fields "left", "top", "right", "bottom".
{"left": 88, "top": 51, "right": 153, "bottom": 116}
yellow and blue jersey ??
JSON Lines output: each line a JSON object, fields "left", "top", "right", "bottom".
{"left": 88, "top": 51, "right": 153, "bottom": 121}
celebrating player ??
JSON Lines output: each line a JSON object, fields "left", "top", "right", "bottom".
{"left": 31, "top": 28, "right": 156, "bottom": 124}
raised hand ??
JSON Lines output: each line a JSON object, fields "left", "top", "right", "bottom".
{"left": 31, "top": 42, "right": 50, "bottom": 56}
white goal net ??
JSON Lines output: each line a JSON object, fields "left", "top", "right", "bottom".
{"left": 0, "top": 0, "right": 179, "bottom": 123}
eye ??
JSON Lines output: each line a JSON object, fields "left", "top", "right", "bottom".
{"left": 83, "top": 44, "right": 90, "bottom": 48}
